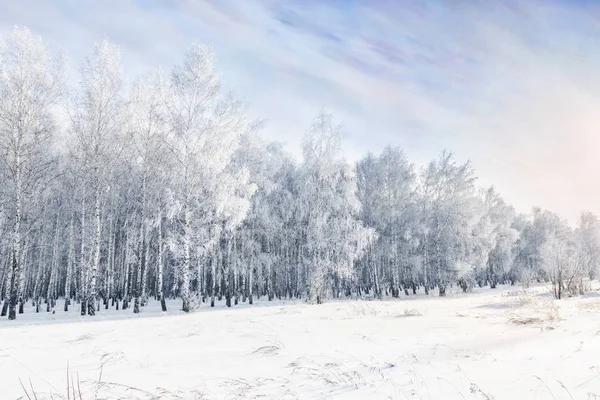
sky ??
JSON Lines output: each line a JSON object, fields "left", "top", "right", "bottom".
{"left": 1, "top": 0, "right": 600, "bottom": 223}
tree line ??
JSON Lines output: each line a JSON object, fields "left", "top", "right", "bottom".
{"left": 1, "top": 27, "right": 598, "bottom": 320}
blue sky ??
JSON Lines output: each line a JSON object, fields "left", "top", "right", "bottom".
{"left": 2, "top": 0, "right": 600, "bottom": 222}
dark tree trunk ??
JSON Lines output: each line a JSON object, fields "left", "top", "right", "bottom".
{"left": 558, "top": 270, "right": 564, "bottom": 300}
{"left": 438, "top": 284, "right": 446, "bottom": 297}
{"left": 87, "top": 301, "right": 96, "bottom": 316}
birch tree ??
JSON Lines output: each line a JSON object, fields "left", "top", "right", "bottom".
{"left": 299, "top": 111, "right": 375, "bottom": 303}
{"left": 0, "top": 27, "right": 64, "bottom": 319}
{"left": 129, "top": 69, "right": 170, "bottom": 313}
{"left": 356, "top": 147, "right": 419, "bottom": 298}
{"left": 482, "top": 187, "right": 518, "bottom": 288}
{"left": 165, "top": 43, "right": 255, "bottom": 312}
{"left": 575, "top": 211, "right": 600, "bottom": 281}
{"left": 70, "top": 39, "right": 124, "bottom": 316}
{"left": 540, "top": 216, "right": 574, "bottom": 299}
{"left": 419, "top": 151, "right": 477, "bottom": 296}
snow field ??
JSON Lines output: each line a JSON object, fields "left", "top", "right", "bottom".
{"left": 1, "top": 284, "right": 600, "bottom": 399}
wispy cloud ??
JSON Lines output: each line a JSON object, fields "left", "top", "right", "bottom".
{"left": 2, "top": 0, "right": 600, "bottom": 221}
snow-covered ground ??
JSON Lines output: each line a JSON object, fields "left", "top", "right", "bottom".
{"left": 2, "top": 284, "right": 600, "bottom": 399}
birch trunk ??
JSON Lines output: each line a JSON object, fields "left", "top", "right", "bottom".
{"left": 122, "top": 231, "right": 131, "bottom": 310}
{"left": 79, "top": 192, "right": 87, "bottom": 315}
{"left": 87, "top": 184, "right": 101, "bottom": 315}
{"left": 157, "top": 211, "right": 167, "bottom": 312}
{"left": 181, "top": 203, "right": 191, "bottom": 312}
{"left": 17, "top": 242, "right": 27, "bottom": 314}
{"left": 0, "top": 262, "right": 11, "bottom": 316}
{"left": 211, "top": 246, "right": 216, "bottom": 307}
{"left": 248, "top": 252, "right": 254, "bottom": 305}
{"left": 141, "top": 230, "right": 149, "bottom": 306}
{"left": 134, "top": 224, "right": 143, "bottom": 314}
{"left": 140, "top": 175, "right": 148, "bottom": 307}
{"left": 47, "top": 213, "right": 60, "bottom": 312}
{"left": 181, "top": 160, "right": 191, "bottom": 312}
{"left": 105, "top": 223, "right": 115, "bottom": 309}
{"left": 64, "top": 212, "right": 75, "bottom": 311}
{"left": 7, "top": 154, "right": 22, "bottom": 320}
{"left": 225, "top": 234, "right": 232, "bottom": 308}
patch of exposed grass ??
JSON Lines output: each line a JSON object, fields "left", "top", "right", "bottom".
{"left": 508, "top": 315, "right": 542, "bottom": 325}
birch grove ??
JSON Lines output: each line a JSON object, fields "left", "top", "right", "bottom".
{"left": 1, "top": 26, "right": 598, "bottom": 320}
{"left": 0, "top": 27, "right": 64, "bottom": 319}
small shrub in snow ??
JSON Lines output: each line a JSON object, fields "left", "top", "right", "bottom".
{"left": 403, "top": 308, "right": 421, "bottom": 316}
{"left": 508, "top": 296, "right": 560, "bottom": 326}
{"left": 519, "top": 268, "right": 536, "bottom": 290}
{"left": 541, "top": 300, "right": 560, "bottom": 321}
{"left": 349, "top": 303, "right": 378, "bottom": 317}
{"left": 509, "top": 315, "right": 542, "bottom": 325}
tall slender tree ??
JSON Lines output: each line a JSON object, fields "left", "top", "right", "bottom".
{"left": 70, "top": 39, "right": 124, "bottom": 316}
{"left": 0, "top": 27, "right": 64, "bottom": 319}
{"left": 298, "top": 111, "right": 375, "bottom": 303}
{"left": 165, "top": 43, "right": 255, "bottom": 312}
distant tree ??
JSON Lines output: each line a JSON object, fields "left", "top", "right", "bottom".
{"left": 356, "top": 147, "right": 418, "bottom": 298}
{"left": 539, "top": 216, "right": 574, "bottom": 299}
{"left": 418, "top": 151, "right": 478, "bottom": 296}
{"left": 575, "top": 211, "right": 600, "bottom": 281}
{"left": 481, "top": 187, "right": 518, "bottom": 289}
